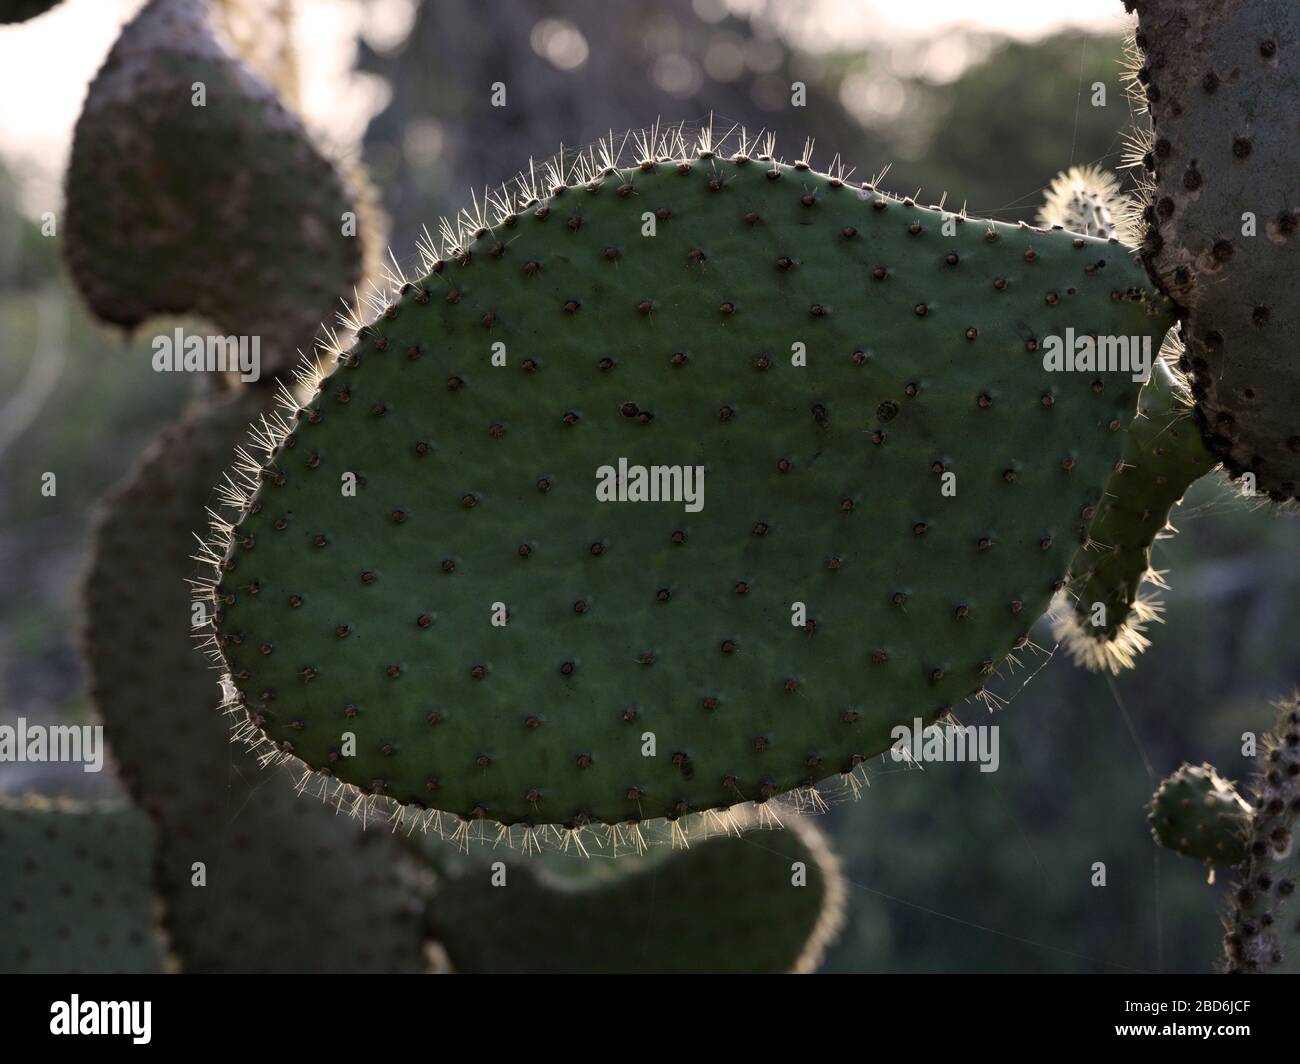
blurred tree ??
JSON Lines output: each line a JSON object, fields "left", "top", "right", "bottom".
{"left": 890, "top": 33, "right": 1134, "bottom": 218}
{"left": 357, "top": 0, "right": 881, "bottom": 254}
{"left": 0, "top": 162, "right": 59, "bottom": 293}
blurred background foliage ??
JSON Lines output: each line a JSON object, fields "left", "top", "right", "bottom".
{"left": 0, "top": 0, "right": 1295, "bottom": 973}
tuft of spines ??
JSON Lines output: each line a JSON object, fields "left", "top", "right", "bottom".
{"left": 1038, "top": 166, "right": 1135, "bottom": 244}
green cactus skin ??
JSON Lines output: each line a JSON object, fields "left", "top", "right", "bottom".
{"left": 0, "top": 0, "right": 61, "bottom": 23}
{"left": 1130, "top": 0, "right": 1300, "bottom": 500}
{"left": 1148, "top": 762, "right": 1250, "bottom": 867}
{"left": 1054, "top": 357, "right": 1216, "bottom": 672}
{"left": 85, "top": 390, "right": 430, "bottom": 973}
{"left": 0, "top": 796, "right": 165, "bottom": 974}
{"left": 62, "top": 0, "right": 366, "bottom": 378}
{"left": 1222, "top": 696, "right": 1300, "bottom": 974}
{"left": 427, "top": 813, "right": 844, "bottom": 973}
{"left": 209, "top": 142, "right": 1174, "bottom": 827}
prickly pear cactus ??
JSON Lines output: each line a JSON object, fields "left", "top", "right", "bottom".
{"left": 1054, "top": 356, "right": 1216, "bottom": 672}
{"left": 1130, "top": 0, "right": 1300, "bottom": 499}
{"left": 63, "top": 0, "right": 366, "bottom": 376}
{"left": 1148, "top": 762, "right": 1250, "bottom": 867}
{"left": 428, "top": 813, "right": 844, "bottom": 973}
{"left": 1222, "top": 696, "right": 1300, "bottom": 974}
{"left": 85, "top": 390, "right": 429, "bottom": 973}
{"left": 208, "top": 138, "right": 1173, "bottom": 827}
{"left": 0, "top": 0, "right": 61, "bottom": 23}
{"left": 0, "top": 795, "right": 165, "bottom": 973}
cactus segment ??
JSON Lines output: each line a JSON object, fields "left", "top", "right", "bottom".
{"left": 1054, "top": 356, "right": 1216, "bottom": 672}
{"left": 0, "top": 795, "right": 165, "bottom": 973}
{"left": 1222, "top": 696, "right": 1300, "bottom": 974}
{"left": 84, "top": 390, "right": 429, "bottom": 972}
{"left": 1131, "top": 0, "right": 1300, "bottom": 499}
{"left": 1148, "top": 762, "right": 1250, "bottom": 867}
{"left": 209, "top": 142, "right": 1174, "bottom": 827}
{"left": 62, "top": 0, "right": 366, "bottom": 378}
{"left": 428, "top": 813, "right": 845, "bottom": 973}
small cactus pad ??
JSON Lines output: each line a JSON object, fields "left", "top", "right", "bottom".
{"left": 0, "top": 796, "right": 164, "bottom": 973}
{"left": 213, "top": 145, "right": 1172, "bottom": 826}
{"left": 1132, "top": 0, "right": 1300, "bottom": 498}
{"left": 85, "top": 391, "right": 428, "bottom": 972}
{"left": 1054, "top": 357, "right": 1216, "bottom": 672}
{"left": 429, "top": 813, "right": 844, "bottom": 973}
{"left": 1148, "top": 762, "right": 1250, "bottom": 866}
{"left": 1222, "top": 696, "right": 1300, "bottom": 974}
{"left": 63, "top": 0, "right": 365, "bottom": 377}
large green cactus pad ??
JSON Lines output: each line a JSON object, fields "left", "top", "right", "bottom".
{"left": 63, "top": 0, "right": 365, "bottom": 377}
{"left": 0, "top": 796, "right": 164, "bottom": 973}
{"left": 86, "top": 391, "right": 428, "bottom": 972}
{"left": 214, "top": 149, "right": 1172, "bottom": 826}
{"left": 429, "top": 813, "right": 844, "bottom": 973}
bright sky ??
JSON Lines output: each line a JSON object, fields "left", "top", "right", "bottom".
{"left": 0, "top": 0, "right": 1130, "bottom": 216}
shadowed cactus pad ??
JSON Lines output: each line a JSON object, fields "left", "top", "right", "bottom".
{"left": 1148, "top": 762, "right": 1250, "bottom": 867}
{"left": 63, "top": 0, "right": 365, "bottom": 376}
{"left": 0, "top": 0, "right": 62, "bottom": 23}
{"left": 429, "top": 813, "right": 844, "bottom": 973}
{"left": 86, "top": 391, "right": 429, "bottom": 972}
{"left": 0, "top": 796, "right": 164, "bottom": 973}
{"left": 212, "top": 144, "right": 1172, "bottom": 826}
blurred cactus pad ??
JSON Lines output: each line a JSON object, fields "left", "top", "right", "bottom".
{"left": 0, "top": 796, "right": 164, "bottom": 973}
{"left": 0, "top": 0, "right": 61, "bottom": 24}
{"left": 207, "top": 129, "right": 1173, "bottom": 830}
{"left": 62, "top": 0, "right": 367, "bottom": 375}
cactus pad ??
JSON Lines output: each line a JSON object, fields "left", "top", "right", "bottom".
{"left": 63, "top": 0, "right": 366, "bottom": 377}
{"left": 0, "top": 796, "right": 164, "bottom": 973}
{"left": 1054, "top": 356, "right": 1216, "bottom": 672}
{"left": 429, "top": 813, "right": 844, "bottom": 973}
{"left": 86, "top": 391, "right": 429, "bottom": 972}
{"left": 1132, "top": 0, "right": 1300, "bottom": 498}
{"left": 211, "top": 142, "right": 1173, "bottom": 827}
{"left": 1222, "top": 696, "right": 1300, "bottom": 973}
{"left": 0, "top": 0, "right": 61, "bottom": 23}
{"left": 1148, "top": 761, "right": 1250, "bottom": 867}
